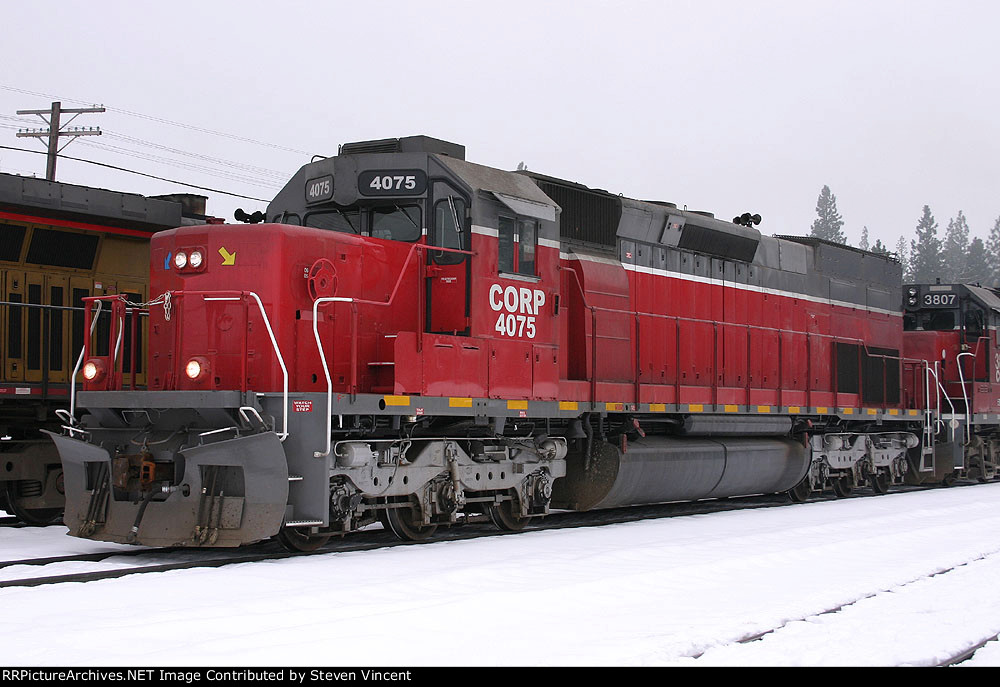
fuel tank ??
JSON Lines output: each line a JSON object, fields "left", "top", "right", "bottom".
{"left": 552, "top": 436, "right": 809, "bottom": 511}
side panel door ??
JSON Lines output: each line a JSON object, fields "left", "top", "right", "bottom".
{"left": 24, "top": 270, "right": 43, "bottom": 383}
{"left": 116, "top": 280, "right": 148, "bottom": 387}
{"left": 427, "top": 188, "right": 470, "bottom": 335}
{"left": 45, "top": 273, "right": 69, "bottom": 383}
{"left": 4, "top": 270, "right": 25, "bottom": 382}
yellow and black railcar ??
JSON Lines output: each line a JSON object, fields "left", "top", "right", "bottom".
{"left": 0, "top": 172, "right": 204, "bottom": 522}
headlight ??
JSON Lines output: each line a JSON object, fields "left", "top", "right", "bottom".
{"left": 908, "top": 287, "right": 917, "bottom": 297}
{"left": 82, "top": 359, "right": 106, "bottom": 382}
{"left": 174, "top": 251, "right": 188, "bottom": 269}
{"left": 908, "top": 297, "right": 918, "bottom": 306}
{"left": 185, "top": 357, "right": 208, "bottom": 380}
{"left": 189, "top": 250, "right": 203, "bottom": 268}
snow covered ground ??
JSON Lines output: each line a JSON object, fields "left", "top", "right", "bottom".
{"left": 2, "top": 484, "right": 1000, "bottom": 667}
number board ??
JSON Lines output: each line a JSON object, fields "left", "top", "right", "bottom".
{"left": 922, "top": 292, "right": 957, "bottom": 308}
{"left": 358, "top": 169, "right": 427, "bottom": 196}
{"left": 305, "top": 175, "right": 334, "bottom": 204}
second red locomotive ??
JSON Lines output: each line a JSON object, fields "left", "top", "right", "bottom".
{"left": 47, "top": 136, "right": 993, "bottom": 550}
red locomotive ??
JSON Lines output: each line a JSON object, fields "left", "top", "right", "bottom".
{"left": 47, "top": 136, "right": 997, "bottom": 550}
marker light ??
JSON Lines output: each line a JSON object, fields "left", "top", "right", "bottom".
{"left": 189, "top": 250, "right": 203, "bottom": 268}
{"left": 174, "top": 252, "right": 188, "bottom": 269}
{"left": 82, "top": 359, "right": 106, "bottom": 382}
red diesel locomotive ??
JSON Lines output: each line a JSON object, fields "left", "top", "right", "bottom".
{"left": 47, "top": 136, "right": 996, "bottom": 550}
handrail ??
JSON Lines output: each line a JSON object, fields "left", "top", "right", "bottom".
{"left": 163, "top": 290, "right": 290, "bottom": 441}
{"left": 956, "top": 351, "right": 975, "bottom": 444}
{"left": 310, "top": 242, "right": 437, "bottom": 458}
{"left": 926, "top": 363, "right": 956, "bottom": 442}
{"left": 69, "top": 299, "right": 105, "bottom": 423}
{"left": 312, "top": 296, "right": 352, "bottom": 458}
{"left": 75, "top": 291, "right": 290, "bottom": 442}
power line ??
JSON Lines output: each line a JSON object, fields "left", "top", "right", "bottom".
{"left": 103, "top": 130, "right": 288, "bottom": 179}
{"left": 4, "top": 120, "right": 289, "bottom": 185}
{"left": 76, "top": 139, "right": 283, "bottom": 189}
{"left": 1, "top": 84, "right": 312, "bottom": 155}
{"left": 0, "top": 144, "right": 270, "bottom": 202}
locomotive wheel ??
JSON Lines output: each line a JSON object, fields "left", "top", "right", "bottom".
{"left": 3, "top": 481, "right": 63, "bottom": 526}
{"left": 488, "top": 494, "right": 531, "bottom": 532}
{"left": 274, "top": 526, "right": 331, "bottom": 553}
{"left": 871, "top": 472, "right": 891, "bottom": 495}
{"left": 831, "top": 477, "right": 853, "bottom": 498}
{"left": 941, "top": 473, "right": 957, "bottom": 487}
{"left": 786, "top": 477, "right": 812, "bottom": 503}
{"left": 380, "top": 501, "right": 438, "bottom": 542}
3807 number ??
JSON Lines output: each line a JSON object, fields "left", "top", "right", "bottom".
{"left": 923, "top": 293, "right": 956, "bottom": 307}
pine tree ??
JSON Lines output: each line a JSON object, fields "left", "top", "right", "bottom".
{"left": 860, "top": 225, "right": 870, "bottom": 251}
{"left": 987, "top": 215, "right": 1000, "bottom": 287}
{"left": 965, "top": 237, "right": 990, "bottom": 285}
{"left": 909, "top": 206, "right": 943, "bottom": 284}
{"left": 941, "top": 210, "right": 970, "bottom": 282}
{"left": 810, "top": 185, "right": 847, "bottom": 244}
{"left": 895, "top": 236, "right": 912, "bottom": 281}
{"left": 871, "top": 238, "right": 890, "bottom": 256}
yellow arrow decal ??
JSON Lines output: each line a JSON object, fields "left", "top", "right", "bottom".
{"left": 219, "top": 246, "right": 236, "bottom": 265}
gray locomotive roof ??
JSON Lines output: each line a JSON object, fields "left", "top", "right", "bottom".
{"left": 436, "top": 157, "right": 560, "bottom": 214}
{"left": 965, "top": 285, "right": 1000, "bottom": 313}
{"left": 0, "top": 172, "right": 184, "bottom": 230}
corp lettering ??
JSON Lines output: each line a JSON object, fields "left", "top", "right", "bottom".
{"left": 489, "top": 284, "right": 545, "bottom": 339}
{"left": 489, "top": 284, "right": 545, "bottom": 315}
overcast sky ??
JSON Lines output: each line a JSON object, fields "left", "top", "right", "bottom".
{"left": 2, "top": 0, "right": 998, "bottom": 251}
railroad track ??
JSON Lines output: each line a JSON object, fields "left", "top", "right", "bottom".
{"left": 0, "top": 482, "right": 973, "bottom": 592}
{"left": 0, "top": 488, "right": 825, "bottom": 590}
{"left": 682, "top": 533, "right": 1000, "bottom": 666}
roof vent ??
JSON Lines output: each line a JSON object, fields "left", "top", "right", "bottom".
{"left": 339, "top": 136, "right": 465, "bottom": 160}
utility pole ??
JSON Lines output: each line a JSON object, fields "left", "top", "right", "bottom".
{"left": 15, "top": 101, "right": 105, "bottom": 181}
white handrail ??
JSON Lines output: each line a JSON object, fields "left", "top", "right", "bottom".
{"left": 68, "top": 300, "right": 104, "bottom": 424}
{"left": 956, "top": 351, "right": 975, "bottom": 444}
{"left": 246, "top": 291, "right": 289, "bottom": 441}
{"left": 311, "top": 296, "right": 355, "bottom": 458}
{"left": 926, "top": 364, "right": 956, "bottom": 442}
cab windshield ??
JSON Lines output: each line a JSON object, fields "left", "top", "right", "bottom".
{"left": 303, "top": 204, "right": 421, "bottom": 242}
{"left": 903, "top": 310, "right": 957, "bottom": 331}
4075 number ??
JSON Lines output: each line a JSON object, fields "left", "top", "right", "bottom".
{"left": 358, "top": 169, "right": 427, "bottom": 196}
{"left": 305, "top": 175, "right": 334, "bottom": 203}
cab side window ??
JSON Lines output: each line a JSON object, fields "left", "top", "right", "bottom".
{"left": 498, "top": 216, "right": 537, "bottom": 277}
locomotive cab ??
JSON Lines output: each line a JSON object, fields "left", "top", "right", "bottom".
{"left": 52, "top": 136, "right": 569, "bottom": 548}
{"left": 902, "top": 283, "right": 1000, "bottom": 482}
{"left": 264, "top": 135, "right": 563, "bottom": 401}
